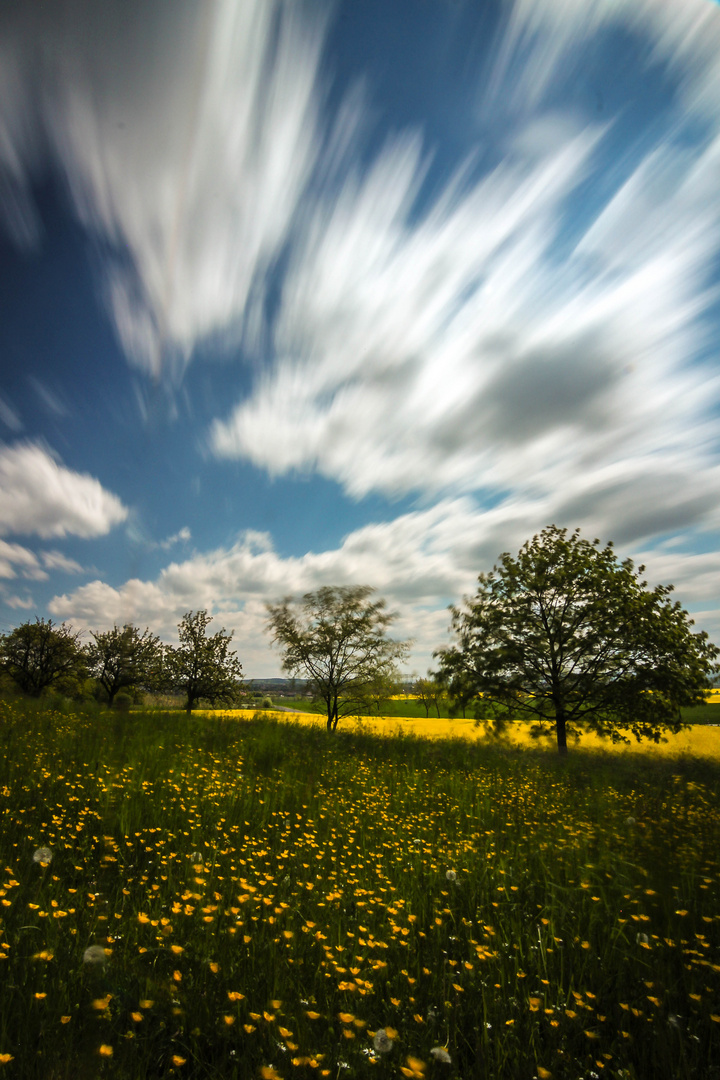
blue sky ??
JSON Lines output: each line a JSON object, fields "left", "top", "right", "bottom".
{"left": 1, "top": 0, "right": 720, "bottom": 677}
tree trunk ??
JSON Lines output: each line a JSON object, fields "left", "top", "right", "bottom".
{"left": 555, "top": 704, "right": 568, "bottom": 755}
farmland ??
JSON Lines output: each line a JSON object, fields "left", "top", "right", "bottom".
{"left": 0, "top": 699, "right": 719, "bottom": 1079}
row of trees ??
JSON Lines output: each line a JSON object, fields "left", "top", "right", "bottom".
{"left": 0, "top": 610, "right": 242, "bottom": 713}
{"left": 1, "top": 526, "right": 718, "bottom": 752}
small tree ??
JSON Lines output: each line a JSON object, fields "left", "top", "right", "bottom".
{"left": 413, "top": 673, "right": 444, "bottom": 718}
{"left": 266, "top": 585, "right": 410, "bottom": 732}
{"left": 0, "top": 618, "right": 85, "bottom": 698}
{"left": 85, "top": 624, "right": 163, "bottom": 706}
{"left": 167, "top": 610, "right": 243, "bottom": 713}
{"left": 436, "top": 525, "right": 719, "bottom": 754}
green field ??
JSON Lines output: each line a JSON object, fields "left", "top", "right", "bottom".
{"left": 0, "top": 698, "right": 719, "bottom": 1079}
{"left": 278, "top": 696, "right": 720, "bottom": 725}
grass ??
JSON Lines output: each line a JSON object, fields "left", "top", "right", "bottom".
{"left": 0, "top": 698, "right": 719, "bottom": 1079}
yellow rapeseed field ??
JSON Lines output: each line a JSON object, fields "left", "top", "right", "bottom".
{"left": 214, "top": 708, "right": 720, "bottom": 760}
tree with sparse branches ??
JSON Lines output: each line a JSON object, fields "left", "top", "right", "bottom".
{"left": 266, "top": 586, "right": 411, "bottom": 732}
{"left": 85, "top": 624, "right": 163, "bottom": 706}
{"left": 413, "top": 673, "right": 444, "bottom": 718}
{"left": 436, "top": 525, "right": 719, "bottom": 754}
{"left": 0, "top": 618, "right": 85, "bottom": 698}
{"left": 167, "top": 610, "right": 243, "bottom": 713}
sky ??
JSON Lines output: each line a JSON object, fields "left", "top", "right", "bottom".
{"left": 1, "top": 0, "right": 720, "bottom": 678}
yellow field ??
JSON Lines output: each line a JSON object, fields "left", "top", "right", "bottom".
{"left": 211, "top": 708, "right": 720, "bottom": 759}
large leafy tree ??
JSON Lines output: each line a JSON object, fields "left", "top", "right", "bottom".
{"left": 266, "top": 585, "right": 410, "bottom": 731}
{"left": 167, "top": 610, "right": 243, "bottom": 713}
{"left": 85, "top": 624, "right": 163, "bottom": 706}
{"left": 436, "top": 525, "right": 719, "bottom": 754}
{"left": 0, "top": 618, "right": 85, "bottom": 697}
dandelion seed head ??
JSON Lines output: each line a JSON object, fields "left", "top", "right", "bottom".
{"left": 636, "top": 933, "right": 649, "bottom": 945}
{"left": 445, "top": 870, "right": 457, "bottom": 882}
{"left": 189, "top": 852, "right": 203, "bottom": 865}
{"left": 373, "top": 1029, "right": 394, "bottom": 1054}
{"left": 83, "top": 945, "right": 107, "bottom": 966}
{"left": 33, "top": 847, "right": 52, "bottom": 865}
{"left": 430, "top": 1047, "right": 451, "bottom": 1062}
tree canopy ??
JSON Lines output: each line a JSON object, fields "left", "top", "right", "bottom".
{"left": 435, "top": 525, "right": 719, "bottom": 754}
{"left": 167, "top": 610, "right": 243, "bottom": 713}
{"left": 0, "top": 618, "right": 85, "bottom": 698}
{"left": 266, "top": 585, "right": 410, "bottom": 731}
{"left": 85, "top": 624, "right": 163, "bottom": 706}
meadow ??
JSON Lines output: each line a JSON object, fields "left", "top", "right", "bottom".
{"left": 0, "top": 700, "right": 719, "bottom": 1080}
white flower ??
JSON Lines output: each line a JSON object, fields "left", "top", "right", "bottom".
{"left": 83, "top": 945, "right": 107, "bottom": 966}
{"left": 33, "top": 847, "right": 52, "bottom": 865}
{"left": 445, "top": 870, "right": 457, "bottom": 882}
{"left": 373, "top": 1029, "right": 394, "bottom": 1054}
{"left": 430, "top": 1047, "right": 452, "bottom": 1063}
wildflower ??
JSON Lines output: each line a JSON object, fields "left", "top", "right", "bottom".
{"left": 636, "top": 933, "right": 649, "bottom": 945}
{"left": 260, "top": 1068, "right": 282, "bottom": 1079}
{"left": 0, "top": 1055, "right": 14, "bottom": 1064}
{"left": 537, "top": 1069, "right": 553, "bottom": 1079}
{"left": 33, "top": 847, "right": 52, "bottom": 865}
{"left": 400, "top": 1056, "right": 426, "bottom": 1078}
{"left": 227, "top": 991, "right": 245, "bottom": 1002}
{"left": 430, "top": 1047, "right": 451, "bottom": 1063}
{"left": 190, "top": 852, "right": 203, "bottom": 865}
{"left": 306, "top": 1011, "right": 322, "bottom": 1020}
{"left": 625, "top": 817, "right": 636, "bottom": 826}
{"left": 445, "top": 870, "right": 457, "bottom": 883}
{"left": 83, "top": 945, "right": 107, "bottom": 966}
{"left": 373, "top": 1029, "right": 394, "bottom": 1054}
{"left": 32, "top": 950, "right": 54, "bottom": 961}
{"left": 60, "top": 1017, "right": 71, "bottom": 1024}
{"left": 172, "top": 1056, "right": 187, "bottom": 1066}
{"left": 223, "top": 1016, "right": 236, "bottom": 1026}
{"left": 98, "top": 1045, "right": 113, "bottom": 1057}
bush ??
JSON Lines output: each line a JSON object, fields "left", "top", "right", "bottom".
{"left": 261, "top": 695, "right": 273, "bottom": 709}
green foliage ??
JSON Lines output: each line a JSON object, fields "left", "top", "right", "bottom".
{"left": 0, "top": 700, "right": 719, "bottom": 1079}
{"left": 266, "top": 585, "right": 410, "bottom": 731}
{"left": 437, "top": 525, "right": 719, "bottom": 753}
{"left": 260, "top": 695, "right": 273, "bottom": 709}
{"left": 85, "top": 623, "right": 162, "bottom": 706}
{"left": 166, "top": 610, "right": 243, "bottom": 712}
{"left": 0, "top": 617, "right": 85, "bottom": 697}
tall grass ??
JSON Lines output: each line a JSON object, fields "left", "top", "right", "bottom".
{"left": 0, "top": 699, "right": 718, "bottom": 1079}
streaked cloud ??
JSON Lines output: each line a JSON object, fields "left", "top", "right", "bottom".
{"left": 0, "top": 441, "right": 128, "bottom": 539}
{"left": 0, "top": 0, "right": 326, "bottom": 380}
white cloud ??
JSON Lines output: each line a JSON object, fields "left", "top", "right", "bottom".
{"left": 40, "top": 550, "right": 84, "bottom": 575}
{"left": 0, "top": 539, "right": 47, "bottom": 581}
{"left": 5, "top": 594, "right": 35, "bottom": 611}
{"left": 48, "top": 499, "right": 720, "bottom": 675}
{"left": 0, "top": 441, "right": 128, "bottom": 539}
{"left": 0, "top": 0, "right": 327, "bottom": 380}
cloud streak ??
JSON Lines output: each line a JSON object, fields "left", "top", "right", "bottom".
{"left": 0, "top": 441, "right": 128, "bottom": 539}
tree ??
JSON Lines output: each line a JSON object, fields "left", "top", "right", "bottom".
{"left": 435, "top": 525, "right": 719, "bottom": 754}
{"left": 85, "top": 624, "right": 163, "bottom": 706}
{"left": 413, "top": 673, "right": 444, "bottom": 718}
{"left": 266, "top": 585, "right": 410, "bottom": 732}
{"left": 0, "top": 618, "right": 85, "bottom": 697}
{"left": 167, "top": 610, "right": 243, "bottom": 713}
